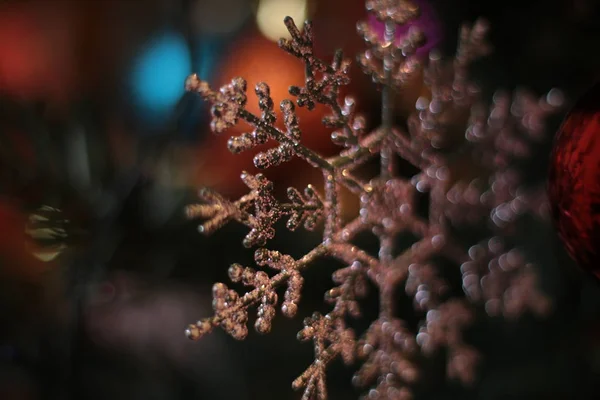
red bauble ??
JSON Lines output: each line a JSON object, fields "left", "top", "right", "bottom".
{"left": 548, "top": 82, "right": 600, "bottom": 278}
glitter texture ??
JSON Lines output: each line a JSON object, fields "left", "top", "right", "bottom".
{"left": 184, "top": 1, "right": 561, "bottom": 398}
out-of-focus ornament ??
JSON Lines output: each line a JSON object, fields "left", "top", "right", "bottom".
{"left": 0, "top": 199, "right": 47, "bottom": 283}
{"left": 548, "top": 82, "right": 600, "bottom": 278}
{"left": 25, "top": 205, "right": 70, "bottom": 263}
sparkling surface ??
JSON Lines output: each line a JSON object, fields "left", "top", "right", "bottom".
{"left": 548, "top": 82, "right": 600, "bottom": 278}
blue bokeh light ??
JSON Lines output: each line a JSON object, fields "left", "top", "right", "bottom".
{"left": 131, "top": 32, "right": 191, "bottom": 121}
{"left": 195, "top": 37, "right": 221, "bottom": 81}
{"left": 176, "top": 36, "right": 225, "bottom": 141}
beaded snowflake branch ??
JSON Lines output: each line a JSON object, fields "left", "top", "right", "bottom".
{"left": 184, "top": 0, "right": 560, "bottom": 398}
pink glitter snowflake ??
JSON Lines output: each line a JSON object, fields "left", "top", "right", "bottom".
{"left": 184, "top": 1, "right": 561, "bottom": 398}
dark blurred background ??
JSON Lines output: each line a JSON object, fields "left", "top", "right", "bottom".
{"left": 1, "top": 0, "right": 600, "bottom": 399}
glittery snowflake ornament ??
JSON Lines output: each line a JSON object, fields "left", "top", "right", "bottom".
{"left": 184, "top": 1, "right": 560, "bottom": 398}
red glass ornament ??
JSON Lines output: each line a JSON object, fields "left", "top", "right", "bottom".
{"left": 548, "top": 82, "right": 600, "bottom": 278}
